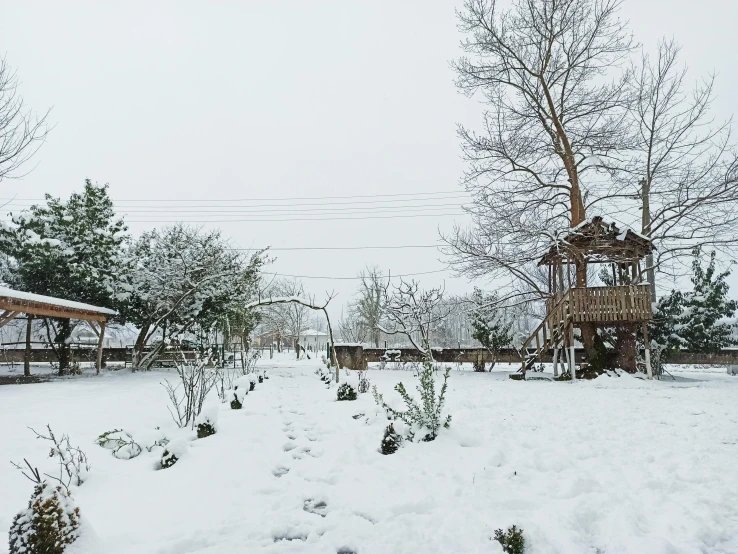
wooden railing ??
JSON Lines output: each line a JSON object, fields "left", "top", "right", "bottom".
{"left": 568, "top": 285, "right": 651, "bottom": 323}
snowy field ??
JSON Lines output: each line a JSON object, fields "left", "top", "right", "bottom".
{"left": 2, "top": 356, "right": 738, "bottom": 553}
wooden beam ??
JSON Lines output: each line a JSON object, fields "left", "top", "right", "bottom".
{"left": 0, "top": 299, "right": 107, "bottom": 322}
{"left": 0, "top": 311, "right": 20, "bottom": 328}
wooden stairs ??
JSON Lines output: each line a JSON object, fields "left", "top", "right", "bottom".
{"left": 519, "top": 292, "right": 572, "bottom": 375}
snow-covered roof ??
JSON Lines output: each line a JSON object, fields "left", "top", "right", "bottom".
{"left": 302, "top": 328, "right": 329, "bottom": 337}
{"left": 0, "top": 287, "right": 117, "bottom": 317}
{"left": 539, "top": 216, "right": 653, "bottom": 265}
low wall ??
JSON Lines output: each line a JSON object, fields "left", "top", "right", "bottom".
{"left": 334, "top": 345, "right": 738, "bottom": 370}
{"left": 0, "top": 347, "right": 197, "bottom": 365}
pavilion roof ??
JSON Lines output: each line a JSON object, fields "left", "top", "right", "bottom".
{"left": 538, "top": 216, "right": 653, "bottom": 266}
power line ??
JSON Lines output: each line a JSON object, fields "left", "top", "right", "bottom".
{"left": 51, "top": 203, "right": 464, "bottom": 216}
{"left": 262, "top": 269, "right": 448, "bottom": 280}
{"left": 230, "top": 244, "right": 443, "bottom": 251}
{"left": 0, "top": 189, "right": 472, "bottom": 204}
{"left": 0, "top": 195, "right": 469, "bottom": 211}
{"left": 116, "top": 211, "right": 466, "bottom": 223}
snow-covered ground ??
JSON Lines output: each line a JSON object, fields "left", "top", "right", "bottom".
{"left": 2, "top": 355, "right": 738, "bottom": 553}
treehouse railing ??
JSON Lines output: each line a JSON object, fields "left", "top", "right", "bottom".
{"left": 568, "top": 285, "right": 651, "bottom": 323}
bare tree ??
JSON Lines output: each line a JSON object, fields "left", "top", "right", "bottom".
{"left": 0, "top": 57, "right": 50, "bottom": 182}
{"left": 353, "top": 266, "right": 386, "bottom": 347}
{"left": 623, "top": 39, "right": 738, "bottom": 294}
{"left": 261, "top": 278, "right": 311, "bottom": 358}
{"left": 338, "top": 304, "right": 367, "bottom": 343}
{"left": 444, "top": 0, "right": 634, "bottom": 356}
{"left": 246, "top": 293, "right": 340, "bottom": 380}
{"left": 378, "top": 279, "right": 452, "bottom": 361}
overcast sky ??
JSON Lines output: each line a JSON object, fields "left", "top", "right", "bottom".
{"left": 1, "top": 0, "right": 737, "bottom": 316}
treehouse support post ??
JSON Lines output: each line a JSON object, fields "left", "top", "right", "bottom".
{"left": 642, "top": 322, "right": 653, "bottom": 380}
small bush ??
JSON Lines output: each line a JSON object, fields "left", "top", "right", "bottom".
{"left": 230, "top": 396, "right": 242, "bottom": 410}
{"left": 196, "top": 421, "right": 216, "bottom": 438}
{"left": 357, "top": 370, "right": 370, "bottom": 394}
{"left": 249, "top": 381, "right": 256, "bottom": 391}
{"left": 258, "top": 375, "right": 264, "bottom": 383}
{"left": 372, "top": 360, "right": 452, "bottom": 442}
{"left": 336, "top": 382, "right": 357, "bottom": 401}
{"left": 380, "top": 423, "right": 401, "bottom": 455}
{"left": 494, "top": 525, "right": 525, "bottom": 554}
{"left": 161, "top": 450, "right": 178, "bottom": 469}
{"left": 554, "top": 371, "right": 572, "bottom": 382}
{"left": 195, "top": 405, "right": 218, "bottom": 438}
{"left": 96, "top": 429, "right": 142, "bottom": 460}
{"left": 9, "top": 482, "right": 80, "bottom": 554}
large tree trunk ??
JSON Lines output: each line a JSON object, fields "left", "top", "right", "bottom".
{"left": 133, "top": 323, "right": 150, "bottom": 368}
{"left": 615, "top": 324, "right": 638, "bottom": 373}
{"left": 24, "top": 315, "right": 33, "bottom": 377}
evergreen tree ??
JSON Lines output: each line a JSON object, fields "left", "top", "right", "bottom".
{"left": 0, "top": 180, "right": 130, "bottom": 372}
{"left": 118, "top": 224, "right": 265, "bottom": 367}
{"left": 651, "top": 249, "right": 737, "bottom": 354}
{"left": 469, "top": 288, "right": 513, "bottom": 370}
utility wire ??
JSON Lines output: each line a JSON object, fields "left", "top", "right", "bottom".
{"left": 116, "top": 211, "right": 466, "bottom": 223}
{"left": 262, "top": 269, "right": 448, "bottom": 280}
{"left": 229, "top": 244, "right": 443, "bottom": 251}
{"left": 1, "top": 195, "right": 469, "bottom": 210}
{"left": 0, "top": 189, "right": 472, "bottom": 203}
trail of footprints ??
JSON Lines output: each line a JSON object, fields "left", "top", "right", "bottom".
{"left": 270, "top": 404, "right": 354, "bottom": 552}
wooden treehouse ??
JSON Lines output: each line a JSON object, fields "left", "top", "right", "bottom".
{"left": 520, "top": 217, "right": 655, "bottom": 380}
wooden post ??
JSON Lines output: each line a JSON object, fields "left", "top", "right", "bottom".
{"left": 96, "top": 319, "right": 106, "bottom": 375}
{"left": 552, "top": 347, "right": 559, "bottom": 377}
{"left": 642, "top": 322, "right": 653, "bottom": 380}
{"left": 568, "top": 324, "right": 576, "bottom": 381}
{"left": 24, "top": 315, "right": 33, "bottom": 377}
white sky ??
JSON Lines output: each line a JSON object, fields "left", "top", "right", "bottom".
{"left": 1, "top": 0, "right": 737, "bottom": 316}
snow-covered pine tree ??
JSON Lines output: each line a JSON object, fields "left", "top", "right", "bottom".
{"left": 651, "top": 249, "right": 738, "bottom": 354}
{"left": 8, "top": 482, "right": 81, "bottom": 554}
{"left": 469, "top": 288, "right": 513, "bottom": 371}
{"left": 0, "top": 180, "right": 130, "bottom": 373}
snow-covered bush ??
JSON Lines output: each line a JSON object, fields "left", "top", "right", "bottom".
{"left": 230, "top": 386, "right": 246, "bottom": 409}
{"left": 9, "top": 482, "right": 81, "bottom": 554}
{"left": 160, "top": 450, "right": 179, "bottom": 469}
{"left": 357, "top": 370, "right": 370, "bottom": 394}
{"left": 258, "top": 375, "right": 264, "bottom": 383}
{"left": 95, "top": 429, "right": 142, "bottom": 460}
{"left": 380, "top": 423, "right": 402, "bottom": 455}
{"left": 494, "top": 525, "right": 525, "bottom": 554}
{"left": 195, "top": 404, "right": 218, "bottom": 439}
{"left": 372, "top": 361, "right": 452, "bottom": 442}
{"left": 336, "top": 383, "right": 357, "bottom": 401}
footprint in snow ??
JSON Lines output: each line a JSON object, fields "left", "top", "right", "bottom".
{"left": 303, "top": 499, "right": 328, "bottom": 517}
{"left": 283, "top": 441, "right": 297, "bottom": 451}
{"left": 272, "top": 467, "right": 290, "bottom": 477}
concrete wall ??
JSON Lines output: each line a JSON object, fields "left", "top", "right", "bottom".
{"left": 334, "top": 345, "right": 738, "bottom": 370}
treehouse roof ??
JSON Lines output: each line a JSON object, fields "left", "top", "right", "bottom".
{"left": 538, "top": 216, "right": 653, "bottom": 266}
